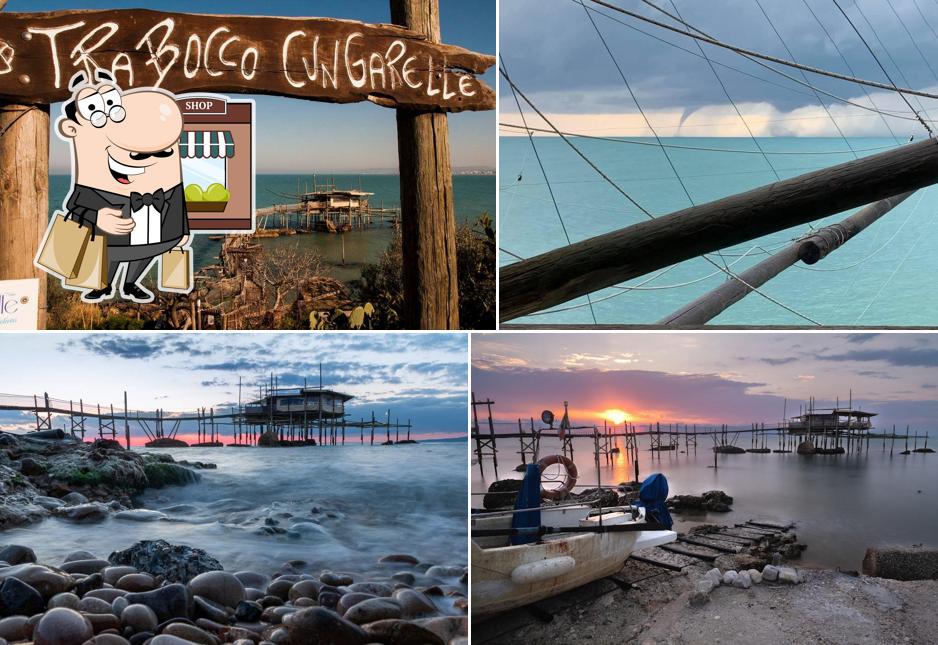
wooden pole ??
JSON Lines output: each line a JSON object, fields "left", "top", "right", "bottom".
{"left": 659, "top": 192, "right": 914, "bottom": 325}
{"left": 0, "top": 97, "right": 49, "bottom": 328}
{"left": 391, "top": 0, "right": 460, "bottom": 330}
{"left": 501, "top": 139, "right": 938, "bottom": 320}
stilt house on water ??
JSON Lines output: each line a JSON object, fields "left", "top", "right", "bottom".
{"left": 786, "top": 408, "right": 876, "bottom": 434}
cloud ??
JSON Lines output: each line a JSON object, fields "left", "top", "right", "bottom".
{"left": 761, "top": 357, "right": 796, "bottom": 366}
{"left": 796, "top": 375, "right": 815, "bottom": 381}
{"left": 818, "top": 348, "right": 938, "bottom": 368}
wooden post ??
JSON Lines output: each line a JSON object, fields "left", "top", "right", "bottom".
{"left": 391, "top": 0, "right": 460, "bottom": 330}
{"left": 501, "top": 139, "right": 938, "bottom": 320}
{"left": 0, "top": 97, "right": 49, "bottom": 328}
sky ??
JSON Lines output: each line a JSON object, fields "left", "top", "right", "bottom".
{"left": 6, "top": 0, "right": 495, "bottom": 172}
{"left": 472, "top": 332, "right": 938, "bottom": 432}
{"left": 0, "top": 332, "right": 469, "bottom": 443}
{"left": 501, "top": 0, "right": 938, "bottom": 138}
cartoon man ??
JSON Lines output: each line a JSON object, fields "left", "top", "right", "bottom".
{"left": 54, "top": 70, "right": 189, "bottom": 303}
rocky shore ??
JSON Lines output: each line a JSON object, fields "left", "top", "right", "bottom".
{"left": 0, "top": 434, "right": 206, "bottom": 530}
{"left": 0, "top": 539, "right": 467, "bottom": 645}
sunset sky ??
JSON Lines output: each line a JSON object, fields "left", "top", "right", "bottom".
{"left": 472, "top": 333, "right": 938, "bottom": 431}
{"left": 0, "top": 333, "right": 468, "bottom": 443}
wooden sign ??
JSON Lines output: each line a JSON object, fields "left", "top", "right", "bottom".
{"left": 0, "top": 9, "right": 495, "bottom": 111}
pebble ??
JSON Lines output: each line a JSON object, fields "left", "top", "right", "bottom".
{"left": 320, "top": 572, "right": 353, "bottom": 587}
{"left": 0, "top": 616, "right": 29, "bottom": 641}
{"left": 33, "top": 608, "right": 93, "bottom": 645}
{"left": 63, "top": 550, "right": 96, "bottom": 562}
{"left": 111, "top": 596, "right": 129, "bottom": 615}
{"left": 84, "top": 612, "right": 120, "bottom": 633}
{"left": 704, "top": 568, "right": 722, "bottom": 587}
{"left": 779, "top": 567, "right": 800, "bottom": 584}
{"left": 86, "top": 635, "right": 131, "bottom": 645}
{"left": 722, "top": 570, "right": 738, "bottom": 585}
{"left": 55, "top": 503, "right": 109, "bottom": 522}
{"left": 85, "top": 588, "right": 127, "bottom": 603}
{"left": 235, "top": 600, "right": 263, "bottom": 622}
{"left": 116, "top": 573, "right": 156, "bottom": 592}
{"left": 121, "top": 604, "right": 158, "bottom": 633}
{"left": 378, "top": 554, "right": 419, "bottom": 566}
{"left": 393, "top": 589, "right": 437, "bottom": 618}
{"left": 102, "top": 566, "right": 137, "bottom": 586}
{"left": 688, "top": 589, "right": 710, "bottom": 607}
{"left": 234, "top": 571, "right": 270, "bottom": 591}
{"left": 123, "top": 583, "right": 189, "bottom": 622}
{"left": 282, "top": 607, "right": 368, "bottom": 645}
{"left": 0, "top": 565, "right": 72, "bottom": 600}
{"left": 0, "top": 578, "right": 44, "bottom": 618}
{"left": 148, "top": 636, "right": 198, "bottom": 645}
{"left": 733, "top": 571, "right": 752, "bottom": 589}
{"left": 748, "top": 568, "right": 763, "bottom": 584}
{"left": 762, "top": 564, "right": 780, "bottom": 582}
{"left": 0, "top": 546, "right": 36, "bottom": 566}
{"left": 60, "top": 559, "right": 109, "bottom": 575}
{"left": 193, "top": 594, "right": 231, "bottom": 623}
{"left": 113, "top": 509, "right": 167, "bottom": 522}
{"left": 424, "top": 566, "right": 463, "bottom": 579}
{"left": 161, "top": 622, "right": 217, "bottom": 645}
{"left": 336, "top": 592, "right": 377, "bottom": 616}
{"left": 344, "top": 597, "right": 402, "bottom": 625}
{"left": 362, "top": 618, "right": 445, "bottom": 645}
{"left": 77, "top": 595, "right": 113, "bottom": 614}
{"left": 347, "top": 582, "right": 393, "bottom": 597}
{"left": 61, "top": 492, "right": 89, "bottom": 505}
{"left": 287, "top": 580, "right": 321, "bottom": 602}
{"left": 188, "top": 571, "right": 245, "bottom": 609}
{"left": 695, "top": 579, "right": 715, "bottom": 595}
{"left": 47, "top": 592, "right": 80, "bottom": 610}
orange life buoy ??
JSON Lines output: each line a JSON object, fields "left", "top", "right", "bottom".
{"left": 537, "top": 454, "right": 578, "bottom": 500}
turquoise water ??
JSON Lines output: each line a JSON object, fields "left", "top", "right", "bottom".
{"left": 50, "top": 174, "right": 495, "bottom": 283}
{"left": 500, "top": 137, "right": 937, "bottom": 325}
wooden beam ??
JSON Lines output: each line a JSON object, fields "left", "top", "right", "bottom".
{"left": 659, "top": 191, "right": 914, "bottom": 326}
{"left": 500, "top": 139, "right": 938, "bottom": 321}
{"left": 0, "top": 9, "right": 494, "bottom": 111}
{"left": 392, "top": 0, "right": 459, "bottom": 329}
{"left": 0, "top": 102, "right": 48, "bottom": 329}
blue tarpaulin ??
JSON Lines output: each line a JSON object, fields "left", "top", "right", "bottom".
{"left": 636, "top": 473, "right": 673, "bottom": 530}
{"left": 510, "top": 463, "right": 542, "bottom": 545}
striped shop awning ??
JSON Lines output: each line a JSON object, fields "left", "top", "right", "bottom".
{"left": 180, "top": 131, "right": 235, "bottom": 159}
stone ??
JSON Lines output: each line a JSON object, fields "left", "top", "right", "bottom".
{"left": 188, "top": 571, "right": 245, "bottom": 608}
{"left": 0, "top": 577, "right": 44, "bottom": 618}
{"left": 54, "top": 503, "right": 109, "bottom": 522}
{"left": 122, "top": 583, "right": 190, "bottom": 622}
{"left": 779, "top": 567, "right": 799, "bottom": 584}
{"left": 233, "top": 571, "right": 269, "bottom": 591}
{"left": 347, "top": 582, "right": 393, "bottom": 597}
{"left": 0, "top": 564, "right": 72, "bottom": 599}
{"left": 704, "top": 568, "right": 722, "bottom": 587}
{"left": 83, "top": 612, "right": 120, "bottom": 634}
{"left": 120, "top": 603, "right": 158, "bottom": 633}
{"left": 86, "top": 635, "right": 131, "bottom": 645}
{"left": 281, "top": 607, "right": 367, "bottom": 645}
{"left": 77, "top": 595, "right": 113, "bottom": 614}
{"left": 748, "top": 569, "right": 762, "bottom": 584}
{"left": 102, "top": 566, "right": 138, "bottom": 586}
{"left": 33, "top": 608, "right": 93, "bottom": 645}
{"left": 149, "top": 637, "right": 198, "bottom": 645}
{"left": 318, "top": 590, "right": 341, "bottom": 610}
{"left": 287, "top": 579, "right": 321, "bottom": 602}
{"left": 762, "top": 564, "right": 779, "bottom": 582}
{"left": 47, "top": 592, "right": 80, "bottom": 609}
{"left": 108, "top": 540, "right": 222, "bottom": 584}
{"left": 74, "top": 572, "right": 103, "bottom": 597}
{"left": 266, "top": 578, "right": 294, "bottom": 600}
{"left": 142, "top": 463, "right": 200, "bottom": 488}
{"left": 336, "top": 592, "right": 377, "bottom": 616}
{"left": 33, "top": 497, "right": 66, "bottom": 511}
{"left": 319, "top": 572, "right": 353, "bottom": 587}
{"left": 115, "top": 573, "right": 156, "bottom": 592}
{"left": 391, "top": 571, "right": 416, "bottom": 586}
{"left": 17, "top": 457, "right": 46, "bottom": 477}
{"left": 344, "top": 597, "right": 402, "bottom": 625}
{"left": 0, "top": 615, "right": 29, "bottom": 641}
{"left": 193, "top": 594, "right": 231, "bottom": 623}
{"left": 733, "top": 571, "right": 751, "bottom": 589}
{"left": 412, "top": 617, "right": 467, "bottom": 643}
{"left": 695, "top": 579, "right": 714, "bottom": 595}
{"left": 61, "top": 492, "right": 89, "bottom": 505}
{"left": 378, "top": 554, "right": 419, "bottom": 566}
{"left": 60, "top": 558, "right": 110, "bottom": 575}
{"left": 0, "top": 545, "right": 36, "bottom": 565}
{"left": 362, "top": 619, "right": 445, "bottom": 645}
{"left": 112, "top": 596, "right": 129, "bottom": 615}
{"left": 688, "top": 590, "right": 710, "bottom": 607}
{"left": 393, "top": 589, "right": 437, "bottom": 618}
{"left": 85, "top": 588, "right": 126, "bottom": 603}
{"left": 862, "top": 546, "right": 938, "bottom": 581}
{"left": 63, "top": 550, "right": 97, "bottom": 563}
{"left": 721, "top": 570, "right": 738, "bottom": 585}
{"left": 424, "top": 566, "right": 463, "bottom": 579}
{"left": 234, "top": 600, "right": 263, "bottom": 623}
{"left": 161, "top": 623, "right": 216, "bottom": 645}
{"left": 113, "top": 509, "right": 166, "bottom": 522}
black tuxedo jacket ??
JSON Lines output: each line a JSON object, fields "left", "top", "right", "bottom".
{"left": 65, "top": 183, "right": 189, "bottom": 247}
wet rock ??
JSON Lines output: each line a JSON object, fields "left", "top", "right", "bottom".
{"left": 762, "top": 564, "right": 779, "bottom": 582}
{"left": 412, "top": 617, "right": 467, "bottom": 643}
{"left": 53, "top": 502, "right": 109, "bottom": 522}
{"left": 336, "top": 592, "right": 377, "bottom": 616}
{"left": 108, "top": 540, "right": 222, "bottom": 583}
{"left": 113, "top": 509, "right": 167, "bottom": 522}
{"left": 378, "top": 555, "right": 419, "bottom": 566}
{"left": 424, "top": 566, "right": 463, "bottom": 579}
{"left": 48, "top": 592, "right": 80, "bottom": 609}
{"left": 86, "top": 635, "right": 131, "bottom": 645}
{"left": 391, "top": 571, "right": 416, "bottom": 586}
{"left": 120, "top": 604, "right": 158, "bottom": 633}
{"left": 143, "top": 463, "right": 200, "bottom": 488}
{"left": 668, "top": 490, "right": 733, "bottom": 513}
{"left": 287, "top": 580, "right": 321, "bottom": 602}
{"left": 102, "top": 566, "right": 137, "bottom": 586}
{"left": 122, "top": 583, "right": 190, "bottom": 622}
{"left": 77, "top": 595, "right": 113, "bottom": 614}
{"left": 0, "top": 545, "right": 36, "bottom": 565}
{"left": 161, "top": 622, "right": 217, "bottom": 645}
{"left": 281, "top": 607, "right": 367, "bottom": 645}
{"left": 63, "top": 550, "right": 98, "bottom": 563}
{"left": 362, "top": 619, "right": 445, "bottom": 645}
{"left": 61, "top": 492, "right": 89, "bottom": 505}
{"left": 0, "top": 615, "right": 29, "bottom": 641}
{"left": 17, "top": 457, "right": 47, "bottom": 477}
{"left": 393, "top": 589, "right": 437, "bottom": 618}
{"left": 0, "top": 564, "right": 72, "bottom": 599}
{"left": 193, "top": 594, "right": 231, "bottom": 623}
{"left": 149, "top": 636, "right": 199, "bottom": 645}
{"left": 344, "top": 597, "right": 402, "bottom": 624}
{"left": 33, "top": 496, "right": 66, "bottom": 511}
{"left": 188, "top": 571, "right": 245, "bottom": 608}
{"left": 60, "top": 558, "right": 109, "bottom": 575}
{"left": 74, "top": 573, "right": 104, "bottom": 597}
{"left": 0, "top": 577, "right": 44, "bottom": 617}
{"left": 234, "top": 600, "right": 263, "bottom": 623}
{"left": 482, "top": 479, "right": 522, "bottom": 509}
{"left": 318, "top": 591, "right": 341, "bottom": 610}
{"left": 319, "top": 572, "right": 353, "bottom": 587}
{"left": 233, "top": 571, "right": 269, "bottom": 591}
{"left": 33, "top": 607, "right": 93, "bottom": 645}
{"left": 112, "top": 596, "right": 129, "bottom": 615}
{"left": 83, "top": 612, "right": 120, "bottom": 633}
{"left": 115, "top": 573, "right": 156, "bottom": 593}
{"left": 347, "top": 582, "right": 393, "bottom": 597}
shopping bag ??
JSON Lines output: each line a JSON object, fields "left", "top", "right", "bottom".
{"left": 64, "top": 233, "right": 108, "bottom": 291}
{"left": 35, "top": 212, "right": 91, "bottom": 279}
{"left": 160, "top": 247, "right": 192, "bottom": 291}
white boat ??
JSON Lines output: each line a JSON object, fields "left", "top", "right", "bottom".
{"left": 471, "top": 505, "right": 677, "bottom": 617}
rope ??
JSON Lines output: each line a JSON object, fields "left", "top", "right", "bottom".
{"left": 584, "top": 0, "right": 938, "bottom": 100}
{"left": 500, "top": 54, "right": 599, "bottom": 324}
{"left": 831, "top": 0, "right": 933, "bottom": 138}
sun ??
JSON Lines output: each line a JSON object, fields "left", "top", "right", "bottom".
{"left": 601, "top": 408, "right": 630, "bottom": 425}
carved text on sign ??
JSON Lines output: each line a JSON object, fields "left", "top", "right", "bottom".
{"left": 0, "top": 10, "right": 495, "bottom": 111}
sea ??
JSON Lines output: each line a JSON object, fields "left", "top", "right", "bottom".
{"left": 471, "top": 432, "right": 938, "bottom": 572}
{"left": 4, "top": 441, "right": 467, "bottom": 574}
{"left": 499, "top": 136, "right": 938, "bottom": 326}
{"left": 49, "top": 174, "right": 495, "bottom": 284}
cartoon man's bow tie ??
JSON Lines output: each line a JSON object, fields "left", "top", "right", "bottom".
{"left": 130, "top": 189, "right": 166, "bottom": 212}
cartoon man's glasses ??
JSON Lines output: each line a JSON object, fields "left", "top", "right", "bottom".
{"left": 76, "top": 88, "right": 125, "bottom": 128}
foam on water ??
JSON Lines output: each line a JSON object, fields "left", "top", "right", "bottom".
{"left": 7, "top": 442, "right": 467, "bottom": 573}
